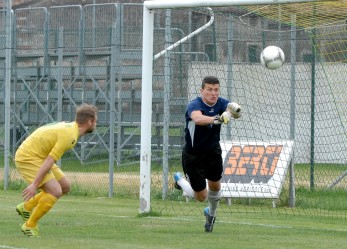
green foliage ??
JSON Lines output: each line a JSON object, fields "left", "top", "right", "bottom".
{"left": 0, "top": 179, "right": 27, "bottom": 191}
{"left": 136, "top": 210, "right": 161, "bottom": 217}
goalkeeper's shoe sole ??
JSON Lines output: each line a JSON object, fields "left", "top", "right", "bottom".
{"left": 173, "top": 172, "right": 182, "bottom": 190}
{"left": 16, "top": 202, "right": 31, "bottom": 221}
{"left": 21, "top": 223, "right": 40, "bottom": 238}
{"left": 204, "top": 207, "right": 216, "bottom": 232}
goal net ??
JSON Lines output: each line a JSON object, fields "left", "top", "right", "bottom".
{"left": 141, "top": 0, "right": 347, "bottom": 219}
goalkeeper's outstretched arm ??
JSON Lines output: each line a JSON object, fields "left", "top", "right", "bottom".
{"left": 190, "top": 110, "right": 216, "bottom": 125}
{"left": 190, "top": 110, "right": 232, "bottom": 125}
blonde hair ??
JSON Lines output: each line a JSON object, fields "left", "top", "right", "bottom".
{"left": 75, "top": 104, "right": 98, "bottom": 125}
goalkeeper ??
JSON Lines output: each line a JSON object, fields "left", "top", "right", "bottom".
{"left": 15, "top": 104, "right": 98, "bottom": 237}
{"left": 173, "top": 76, "right": 241, "bottom": 232}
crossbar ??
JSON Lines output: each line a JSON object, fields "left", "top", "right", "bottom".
{"left": 144, "top": 0, "right": 319, "bottom": 9}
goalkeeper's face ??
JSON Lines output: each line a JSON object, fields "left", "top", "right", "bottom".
{"left": 200, "top": 83, "right": 220, "bottom": 106}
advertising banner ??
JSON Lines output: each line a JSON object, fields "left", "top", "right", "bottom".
{"left": 220, "top": 140, "right": 294, "bottom": 198}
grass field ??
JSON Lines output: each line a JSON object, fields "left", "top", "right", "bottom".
{"left": 0, "top": 190, "right": 346, "bottom": 249}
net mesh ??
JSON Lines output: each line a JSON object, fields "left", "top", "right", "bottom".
{"left": 241, "top": 1, "right": 347, "bottom": 29}
{"left": 149, "top": 1, "right": 347, "bottom": 219}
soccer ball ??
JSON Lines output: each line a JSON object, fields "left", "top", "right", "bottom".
{"left": 260, "top": 46, "right": 285, "bottom": 70}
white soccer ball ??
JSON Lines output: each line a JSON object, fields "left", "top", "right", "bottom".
{"left": 260, "top": 46, "right": 285, "bottom": 70}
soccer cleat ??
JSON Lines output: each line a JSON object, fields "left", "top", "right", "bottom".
{"left": 204, "top": 207, "right": 216, "bottom": 232}
{"left": 21, "top": 223, "right": 40, "bottom": 238}
{"left": 16, "top": 203, "right": 31, "bottom": 221}
{"left": 173, "top": 172, "right": 182, "bottom": 190}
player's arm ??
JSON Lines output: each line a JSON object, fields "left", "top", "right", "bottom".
{"left": 21, "top": 155, "right": 55, "bottom": 201}
{"left": 190, "top": 110, "right": 232, "bottom": 125}
{"left": 190, "top": 110, "right": 216, "bottom": 125}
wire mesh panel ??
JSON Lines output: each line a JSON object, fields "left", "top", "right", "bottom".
{"left": 14, "top": 7, "right": 47, "bottom": 55}
{"left": 0, "top": 2, "right": 346, "bottom": 220}
{"left": 121, "top": 4, "right": 143, "bottom": 49}
{"left": 0, "top": 4, "right": 137, "bottom": 196}
{"left": 83, "top": 3, "right": 117, "bottom": 52}
{"left": 48, "top": 5, "right": 82, "bottom": 52}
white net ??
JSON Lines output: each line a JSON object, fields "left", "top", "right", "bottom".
{"left": 148, "top": 2, "right": 347, "bottom": 219}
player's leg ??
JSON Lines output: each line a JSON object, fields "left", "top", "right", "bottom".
{"left": 16, "top": 163, "right": 67, "bottom": 222}
{"left": 58, "top": 176, "right": 71, "bottom": 195}
{"left": 173, "top": 149, "right": 195, "bottom": 198}
{"left": 173, "top": 172, "right": 195, "bottom": 198}
{"left": 26, "top": 163, "right": 68, "bottom": 229}
{"left": 182, "top": 151, "right": 209, "bottom": 201}
{"left": 204, "top": 180, "right": 221, "bottom": 232}
{"left": 204, "top": 148, "right": 223, "bottom": 232}
{"left": 52, "top": 165, "right": 71, "bottom": 195}
{"left": 22, "top": 165, "right": 63, "bottom": 237}
{"left": 16, "top": 191, "right": 44, "bottom": 221}
{"left": 174, "top": 149, "right": 209, "bottom": 200}
{"left": 206, "top": 180, "right": 221, "bottom": 217}
{"left": 25, "top": 179, "right": 60, "bottom": 228}
{"left": 206, "top": 147, "right": 223, "bottom": 216}
{"left": 203, "top": 180, "right": 221, "bottom": 232}
{"left": 173, "top": 171, "right": 208, "bottom": 201}
{"left": 21, "top": 179, "right": 60, "bottom": 237}
{"left": 15, "top": 160, "right": 44, "bottom": 222}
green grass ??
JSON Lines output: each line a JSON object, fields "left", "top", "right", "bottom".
{"left": 0, "top": 190, "right": 346, "bottom": 249}
{"left": 59, "top": 156, "right": 181, "bottom": 173}
{"left": 2, "top": 160, "right": 346, "bottom": 214}
{"left": 295, "top": 187, "right": 347, "bottom": 211}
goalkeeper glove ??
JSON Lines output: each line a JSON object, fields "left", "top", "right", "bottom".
{"left": 227, "top": 102, "right": 241, "bottom": 119}
{"left": 213, "top": 111, "right": 232, "bottom": 125}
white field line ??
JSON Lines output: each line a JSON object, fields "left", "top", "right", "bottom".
{"left": 4, "top": 205, "right": 346, "bottom": 233}
{"left": 0, "top": 246, "right": 28, "bottom": 249}
{"left": 82, "top": 211, "right": 347, "bottom": 233}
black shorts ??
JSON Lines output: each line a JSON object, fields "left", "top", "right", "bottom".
{"left": 181, "top": 146, "right": 223, "bottom": 192}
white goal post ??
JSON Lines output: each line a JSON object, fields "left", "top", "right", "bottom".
{"left": 140, "top": 0, "right": 319, "bottom": 213}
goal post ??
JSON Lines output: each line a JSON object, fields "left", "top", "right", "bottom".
{"left": 140, "top": 0, "right": 319, "bottom": 213}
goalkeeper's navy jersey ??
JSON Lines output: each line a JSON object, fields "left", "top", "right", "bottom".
{"left": 184, "top": 96, "right": 229, "bottom": 153}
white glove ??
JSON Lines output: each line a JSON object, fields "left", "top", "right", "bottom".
{"left": 227, "top": 102, "right": 241, "bottom": 119}
{"left": 213, "top": 111, "right": 232, "bottom": 125}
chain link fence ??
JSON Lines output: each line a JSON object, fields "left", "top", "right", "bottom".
{"left": 0, "top": 3, "right": 346, "bottom": 219}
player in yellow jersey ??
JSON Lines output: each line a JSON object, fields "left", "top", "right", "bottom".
{"left": 15, "top": 103, "right": 98, "bottom": 237}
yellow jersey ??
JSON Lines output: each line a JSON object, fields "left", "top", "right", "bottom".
{"left": 15, "top": 121, "right": 79, "bottom": 162}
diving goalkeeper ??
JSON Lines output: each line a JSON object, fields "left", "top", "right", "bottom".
{"left": 173, "top": 76, "right": 241, "bottom": 232}
{"left": 15, "top": 103, "right": 98, "bottom": 237}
